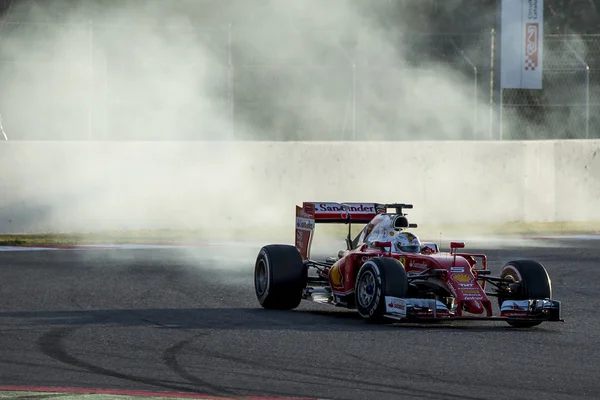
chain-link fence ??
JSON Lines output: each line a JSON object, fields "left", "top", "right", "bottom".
{"left": 0, "top": 17, "right": 599, "bottom": 140}
{"left": 500, "top": 34, "right": 600, "bottom": 140}
{"left": 0, "top": 20, "right": 492, "bottom": 141}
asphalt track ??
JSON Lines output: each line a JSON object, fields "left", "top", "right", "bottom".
{"left": 0, "top": 238, "right": 599, "bottom": 400}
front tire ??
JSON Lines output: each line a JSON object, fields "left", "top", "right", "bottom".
{"left": 499, "top": 259, "right": 552, "bottom": 328}
{"left": 355, "top": 257, "right": 409, "bottom": 322}
{"left": 254, "top": 244, "right": 307, "bottom": 310}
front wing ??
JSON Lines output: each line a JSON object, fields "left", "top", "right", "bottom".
{"left": 384, "top": 296, "right": 563, "bottom": 323}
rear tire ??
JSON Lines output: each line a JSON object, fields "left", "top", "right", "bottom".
{"left": 355, "top": 257, "right": 409, "bottom": 322}
{"left": 499, "top": 259, "right": 552, "bottom": 328}
{"left": 254, "top": 244, "right": 307, "bottom": 310}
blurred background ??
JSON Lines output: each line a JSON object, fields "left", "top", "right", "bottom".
{"left": 0, "top": 0, "right": 598, "bottom": 142}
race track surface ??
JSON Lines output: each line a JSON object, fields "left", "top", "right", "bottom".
{"left": 0, "top": 239, "right": 599, "bottom": 400}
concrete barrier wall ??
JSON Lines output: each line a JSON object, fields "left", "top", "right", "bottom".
{"left": 0, "top": 140, "right": 599, "bottom": 235}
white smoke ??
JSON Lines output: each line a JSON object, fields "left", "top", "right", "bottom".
{"left": 0, "top": 0, "right": 595, "bottom": 258}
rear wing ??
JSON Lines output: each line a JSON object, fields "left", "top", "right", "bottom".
{"left": 294, "top": 202, "right": 415, "bottom": 259}
{"left": 309, "top": 202, "right": 386, "bottom": 223}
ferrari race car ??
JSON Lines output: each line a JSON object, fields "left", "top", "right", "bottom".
{"left": 253, "top": 202, "right": 563, "bottom": 328}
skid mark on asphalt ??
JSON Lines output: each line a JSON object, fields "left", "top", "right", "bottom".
{"left": 343, "top": 352, "right": 507, "bottom": 399}
{"left": 163, "top": 341, "right": 328, "bottom": 400}
{"left": 0, "top": 356, "right": 84, "bottom": 375}
{"left": 37, "top": 327, "right": 204, "bottom": 395}
{"left": 187, "top": 345, "right": 472, "bottom": 400}
{"left": 162, "top": 337, "right": 231, "bottom": 396}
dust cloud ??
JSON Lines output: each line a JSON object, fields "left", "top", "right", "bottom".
{"left": 0, "top": 0, "right": 591, "bottom": 259}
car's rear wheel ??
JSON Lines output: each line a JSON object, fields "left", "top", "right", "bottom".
{"left": 498, "top": 259, "right": 552, "bottom": 328}
{"left": 355, "top": 257, "right": 409, "bottom": 322}
{"left": 254, "top": 244, "right": 307, "bottom": 310}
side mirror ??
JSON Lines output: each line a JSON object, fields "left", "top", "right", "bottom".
{"left": 450, "top": 241, "right": 465, "bottom": 255}
{"left": 421, "top": 242, "right": 439, "bottom": 254}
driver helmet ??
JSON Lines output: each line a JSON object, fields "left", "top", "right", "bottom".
{"left": 394, "top": 231, "right": 421, "bottom": 253}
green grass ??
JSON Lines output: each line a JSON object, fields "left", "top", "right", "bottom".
{"left": 0, "top": 230, "right": 236, "bottom": 246}
{"left": 0, "top": 221, "right": 598, "bottom": 247}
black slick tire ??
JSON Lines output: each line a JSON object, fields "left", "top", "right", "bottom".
{"left": 254, "top": 244, "right": 307, "bottom": 310}
{"left": 354, "top": 257, "right": 409, "bottom": 322}
{"left": 499, "top": 259, "right": 552, "bottom": 328}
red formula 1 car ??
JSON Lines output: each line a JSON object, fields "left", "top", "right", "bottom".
{"left": 253, "top": 202, "right": 563, "bottom": 328}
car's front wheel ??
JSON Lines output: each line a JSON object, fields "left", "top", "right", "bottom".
{"left": 498, "top": 259, "right": 552, "bottom": 328}
{"left": 355, "top": 257, "right": 409, "bottom": 322}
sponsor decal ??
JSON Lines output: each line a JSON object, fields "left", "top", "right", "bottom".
{"left": 463, "top": 295, "right": 484, "bottom": 301}
{"left": 451, "top": 267, "right": 464, "bottom": 273}
{"left": 398, "top": 256, "right": 406, "bottom": 266}
{"left": 452, "top": 273, "right": 473, "bottom": 284}
{"left": 315, "top": 203, "right": 376, "bottom": 214}
{"left": 296, "top": 217, "right": 315, "bottom": 231}
{"left": 297, "top": 204, "right": 315, "bottom": 219}
{"left": 294, "top": 207, "right": 313, "bottom": 260}
{"left": 460, "top": 288, "right": 481, "bottom": 295}
{"left": 409, "top": 259, "right": 428, "bottom": 270}
{"left": 385, "top": 296, "right": 407, "bottom": 316}
{"left": 298, "top": 209, "right": 313, "bottom": 219}
{"left": 329, "top": 264, "right": 343, "bottom": 287}
{"left": 502, "top": 312, "right": 529, "bottom": 317}
{"left": 524, "top": 23, "right": 539, "bottom": 71}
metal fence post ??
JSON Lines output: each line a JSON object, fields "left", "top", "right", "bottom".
{"left": 487, "top": 28, "right": 496, "bottom": 141}
{"left": 228, "top": 23, "right": 234, "bottom": 140}
{"left": 451, "top": 38, "right": 478, "bottom": 140}
{"left": 565, "top": 36, "right": 590, "bottom": 139}
{"left": 88, "top": 20, "right": 93, "bottom": 140}
{"left": 585, "top": 65, "right": 590, "bottom": 139}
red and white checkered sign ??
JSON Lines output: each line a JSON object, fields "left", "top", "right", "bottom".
{"left": 501, "top": 0, "right": 543, "bottom": 89}
{"left": 524, "top": 23, "right": 539, "bottom": 71}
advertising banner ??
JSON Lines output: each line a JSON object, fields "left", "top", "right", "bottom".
{"left": 500, "top": 0, "right": 544, "bottom": 89}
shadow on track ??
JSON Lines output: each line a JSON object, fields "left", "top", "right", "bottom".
{"left": 0, "top": 307, "right": 560, "bottom": 333}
